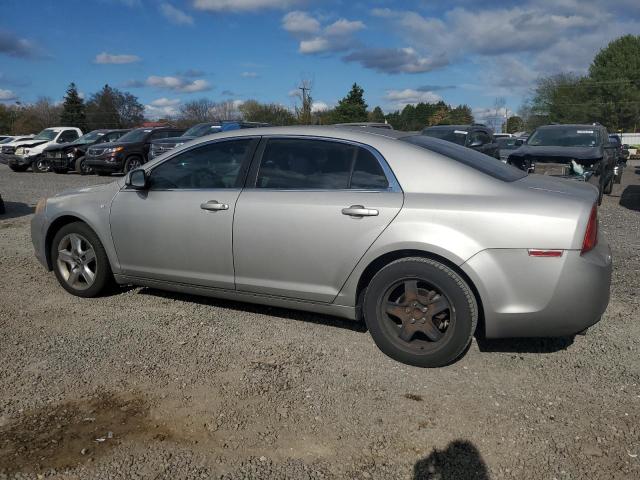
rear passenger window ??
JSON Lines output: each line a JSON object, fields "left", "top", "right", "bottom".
{"left": 256, "top": 138, "right": 390, "bottom": 190}
{"left": 351, "top": 148, "right": 389, "bottom": 189}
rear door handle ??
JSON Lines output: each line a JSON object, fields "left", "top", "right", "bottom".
{"left": 200, "top": 200, "right": 229, "bottom": 211}
{"left": 342, "top": 205, "right": 379, "bottom": 217}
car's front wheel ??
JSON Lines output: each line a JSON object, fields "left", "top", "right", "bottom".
{"left": 51, "top": 222, "right": 113, "bottom": 297}
{"left": 124, "top": 156, "right": 143, "bottom": 174}
{"left": 363, "top": 257, "right": 477, "bottom": 368}
{"left": 32, "top": 156, "right": 50, "bottom": 173}
{"left": 75, "top": 156, "right": 93, "bottom": 175}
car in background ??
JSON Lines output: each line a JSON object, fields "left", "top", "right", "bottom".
{"left": 45, "top": 129, "right": 130, "bottom": 175}
{"left": 421, "top": 124, "right": 500, "bottom": 159}
{"left": 607, "top": 134, "right": 628, "bottom": 186}
{"left": 0, "top": 135, "right": 12, "bottom": 142}
{"left": 85, "top": 126, "right": 185, "bottom": 176}
{"left": 0, "top": 135, "right": 35, "bottom": 162}
{"left": 7, "top": 127, "right": 82, "bottom": 173}
{"left": 31, "top": 126, "right": 611, "bottom": 368}
{"left": 334, "top": 122, "right": 393, "bottom": 130}
{"left": 507, "top": 124, "right": 616, "bottom": 204}
{"left": 149, "top": 121, "right": 269, "bottom": 159}
{"left": 496, "top": 137, "right": 524, "bottom": 162}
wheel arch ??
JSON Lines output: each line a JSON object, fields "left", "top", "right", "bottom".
{"left": 354, "top": 249, "right": 485, "bottom": 336}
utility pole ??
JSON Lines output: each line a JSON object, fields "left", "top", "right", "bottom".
{"left": 298, "top": 79, "right": 312, "bottom": 125}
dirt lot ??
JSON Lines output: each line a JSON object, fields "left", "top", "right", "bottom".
{"left": 1, "top": 162, "right": 639, "bottom": 480}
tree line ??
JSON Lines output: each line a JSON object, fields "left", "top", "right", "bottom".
{"left": 517, "top": 34, "right": 640, "bottom": 133}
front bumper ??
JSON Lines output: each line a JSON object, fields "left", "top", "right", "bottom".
{"left": 31, "top": 211, "right": 48, "bottom": 269}
{"left": 463, "top": 240, "right": 612, "bottom": 338}
{"left": 85, "top": 156, "right": 123, "bottom": 172}
{"left": 6, "top": 154, "right": 33, "bottom": 167}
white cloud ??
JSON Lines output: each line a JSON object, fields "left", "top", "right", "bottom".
{"left": 150, "top": 97, "right": 181, "bottom": 107}
{"left": 241, "top": 71, "right": 259, "bottom": 78}
{"left": 282, "top": 11, "right": 366, "bottom": 54}
{"left": 384, "top": 89, "right": 442, "bottom": 109}
{"left": 160, "top": 3, "right": 194, "bottom": 25}
{"left": 0, "top": 88, "right": 17, "bottom": 100}
{"left": 311, "top": 101, "right": 329, "bottom": 112}
{"left": 282, "top": 11, "right": 320, "bottom": 35}
{"left": 146, "top": 75, "right": 212, "bottom": 93}
{"left": 345, "top": 47, "right": 448, "bottom": 74}
{"left": 193, "top": 0, "right": 300, "bottom": 12}
{"left": 94, "top": 52, "right": 141, "bottom": 64}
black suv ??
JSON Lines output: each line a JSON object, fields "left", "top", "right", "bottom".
{"left": 149, "top": 121, "right": 269, "bottom": 160}
{"left": 85, "top": 126, "right": 185, "bottom": 176}
{"left": 421, "top": 124, "right": 500, "bottom": 159}
{"left": 507, "top": 124, "right": 616, "bottom": 204}
{"left": 45, "top": 129, "right": 130, "bottom": 175}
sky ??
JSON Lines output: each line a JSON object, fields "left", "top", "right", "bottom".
{"left": 0, "top": 0, "right": 639, "bottom": 122}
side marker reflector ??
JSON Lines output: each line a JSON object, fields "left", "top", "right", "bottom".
{"left": 528, "top": 249, "right": 563, "bottom": 257}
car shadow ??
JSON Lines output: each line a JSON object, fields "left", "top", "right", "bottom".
{"left": 136, "top": 287, "right": 368, "bottom": 333}
{"left": 0, "top": 201, "right": 34, "bottom": 220}
{"left": 619, "top": 185, "right": 640, "bottom": 211}
{"left": 476, "top": 336, "right": 574, "bottom": 354}
{"left": 413, "top": 440, "right": 490, "bottom": 480}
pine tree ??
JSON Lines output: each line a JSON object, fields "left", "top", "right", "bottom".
{"left": 60, "top": 82, "right": 87, "bottom": 131}
{"left": 331, "top": 83, "right": 368, "bottom": 123}
{"left": 368, "top": 106, "right": 385, "bottom": 123}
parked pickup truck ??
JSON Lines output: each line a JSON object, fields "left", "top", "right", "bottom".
{"left": 45, "top": 129, "right": 130, "bottom": 175}
{"left": 85, "top": 126, "right": 185, "bottom": 176}
{"left": 507, "top": 123, "right": 616, "bottom": 204}
{"left": 7, "top": 127, "right": 82, "bottom": 172}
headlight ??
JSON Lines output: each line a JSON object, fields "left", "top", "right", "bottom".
{"left": 15, "top": 147, "right": 24, "bottom": 155}
{"left": 106, "top": 146, "right": 124, "bottom": 154}
{"left": 67, "top": 152, "right": 75, "bottom": 158}
{"left": 35, "top": 197, "right": 47, "bottom": 214}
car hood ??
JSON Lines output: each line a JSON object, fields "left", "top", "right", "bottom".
{"left": 509, "top": 145, "right": 602, "bottom": 161}
{"left": 15, "top": 140, "right": 49, "bottom": 149}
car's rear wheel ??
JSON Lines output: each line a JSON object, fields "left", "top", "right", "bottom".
{"left": 124, "top": 156, "right": 142, "bottom": 174}
{"left": 51, "top": 222, "right": 113, "bottom": 298}
{"left": 363, "top": 257, "right": 477, "bottom": 368}
{"left": 9, "top": 164, "right": 28, "bottom": 172}
{"left": 32, "top": 157, "right": 50, "bottom": 173}
{"left": 603, "top": 175, "right": 614, "bottom": 195}
{"left": 75, "top": 156, "right": 93, "bottom": 175}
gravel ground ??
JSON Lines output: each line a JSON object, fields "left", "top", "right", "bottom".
{"left": 0, "top": 163, "right": 639, "bottom": 480}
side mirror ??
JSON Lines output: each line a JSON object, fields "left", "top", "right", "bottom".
{"left": 126, "top": 168, "right": 148, "bottom": 190}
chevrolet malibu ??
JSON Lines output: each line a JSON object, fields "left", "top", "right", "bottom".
{"left": 31, "top": 126, "right": 612, "bottom": 367}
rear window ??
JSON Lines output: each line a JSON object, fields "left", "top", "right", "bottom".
{"left": 401, "top": 135, "right": 527, "bottom": 182}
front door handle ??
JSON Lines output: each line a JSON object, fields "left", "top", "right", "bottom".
{"left": 342, "top": 205, "right": 379, "bottom": 217}
{"left": 200, "top": 200, "right": 229, "bottom": 212}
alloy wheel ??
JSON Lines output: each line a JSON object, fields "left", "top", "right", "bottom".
{"left": 381, "top": 278, "right": 453, "bottom": 351}
{"left": 56, "top": 233, "right": 97, "bottom": 290}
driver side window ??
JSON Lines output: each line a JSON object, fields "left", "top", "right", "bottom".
{"left": 148, "top": 138, "right": 255, "bottom": 190}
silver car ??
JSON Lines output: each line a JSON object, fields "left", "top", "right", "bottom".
{"left": 31, "top": 126, "right": 612, "bottom": 367}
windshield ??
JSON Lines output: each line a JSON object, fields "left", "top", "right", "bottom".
{"left": 116, "top": 128, "right": 151, "bottom": 143}
{"left": 33, "top": 129, "right": 58, "bottom": 141}
{"left": 71, "top": 130, "right": 105, "bottom": 144}
{"left": 184, "top": 123, "right": 222, "bottom": 137}
{"left": 401, "top": 135, "right": 527, "bottom": 182}
{"left": 421, "top": 128, "right": 468, "bottom": 146}
{"left": 497, "top": 137, "right": 520, "bottom": 149}
{"left": 528, "top": 127, "right": 599, "bottom": 147}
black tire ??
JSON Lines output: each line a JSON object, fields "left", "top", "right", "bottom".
{"left": 51, "top": 222, "right": 114, "bottom": 298}
{"left": 124, "top": 156, "right": 143, "bottom": 174}
{"left": 75, "top": 156, "right": 93, "bottom": 175}
{"left": 32, "top": 157, "right": 50, "bottom": 173}
{"left": 9, "top": 164, "right": 29, "bottom": 172}
{"left": 363, "top": 257, "right": 477, "bottom": 368}
{"left": 53, "top": 167, "right": 69, "bottom": 174}
{"left": 603, "top": 176, "right": 614, "bottom": 195}
{"left": 95, "top": 170, "right": 111, "bottom": 177}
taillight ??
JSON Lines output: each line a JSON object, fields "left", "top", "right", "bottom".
{"left": 581, "top": 204, "right": 598, "bottom": 255}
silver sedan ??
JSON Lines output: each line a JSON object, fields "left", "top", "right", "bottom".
{"left": 31, "top": 126, "right": 612, "bottom": 367}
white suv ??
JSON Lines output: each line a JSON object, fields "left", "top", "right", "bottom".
{"left": 8, "top": 127, "right": 82, "bottom": 173}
